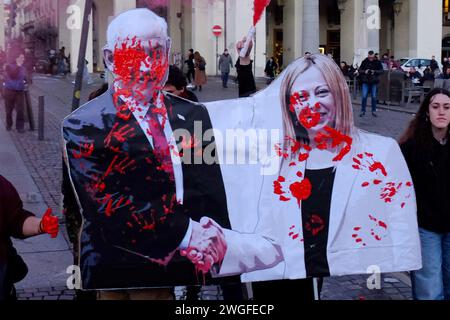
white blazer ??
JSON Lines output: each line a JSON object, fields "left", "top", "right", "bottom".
{"left": 213, "top": 130, "right": 422, "bottom": 283}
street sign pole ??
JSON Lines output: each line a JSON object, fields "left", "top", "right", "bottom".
{"left": 71, "top": 0, "right": 93, "bottom": 112}
{"left": 212, "top": 25, "right": 223, "bottom": 77}
{"left": 216, "top": 36, "right": 219, "bottom": 76}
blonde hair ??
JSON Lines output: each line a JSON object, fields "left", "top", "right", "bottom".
{"left": 280, "top": 54, "right": 355, "bottom": 145}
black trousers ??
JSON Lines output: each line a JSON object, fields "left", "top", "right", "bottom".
{"left": 186, "top": 68, "right": 195, "bottom": 83}
{"left": 3, "top": 88, "right": 25, "bottom": 131}
{"left": 252, "top": 278, "right": 315, "bottom": 301}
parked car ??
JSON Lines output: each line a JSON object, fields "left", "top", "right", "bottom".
{"left": 400, "top": 58, "right": 442, "bottom": 75}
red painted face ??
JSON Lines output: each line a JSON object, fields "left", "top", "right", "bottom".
{"left": 112, "top": 37, "right": 170, "bottom": 103}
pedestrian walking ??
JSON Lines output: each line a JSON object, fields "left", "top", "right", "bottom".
{"left": 264, "top": 57, "right": 278, "bottom": 84}
{"left": 358, "top": 50, "right": 384, "bottom": 117}
{"left": 194, "top": 51, "right": 207, "bottom": 92}
{"left": 235, "top": 36, "right": 256, "bottom": 98}
{"left": 0, "top": 175, "right": 59, "bottom": 300}
{"left": 400, "top": 88, "right": 450, "bottom": 300}
{"left": 218, "top": 49, "right": 233, "bottom": 88}
{"left": 3, "top": 50, "right": 27, "bottom": 133}
{"left": 57, "top": 47, "right": 69, "bottom": 76}
{"left": 184, "top": 49, "right": 196, "bottom": 86}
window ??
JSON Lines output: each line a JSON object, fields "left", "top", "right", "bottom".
{"left": 443, "top": 0, "right": 450, "bottom": 26}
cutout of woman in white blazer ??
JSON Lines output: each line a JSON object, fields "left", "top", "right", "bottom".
{"left": 208, "top": 54, "right": 422, "bottom": 290}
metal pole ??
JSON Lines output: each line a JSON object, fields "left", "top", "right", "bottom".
{"left": 253, "top": 33, "right": 257, "bottom": 77}
{"left": 313, "top": 278, "right": 319, "bottom": 300}
{"left": 216, "top": 36, "right": 219, "bottom": 76}
{"left": 38, "top": 96, "right": 44, "bottom": 141}
{"left": 71, "top": 0, "right": 93, "bottom": 112}
{"left": 224, "top": 0, "right": 227, "bottom": 51}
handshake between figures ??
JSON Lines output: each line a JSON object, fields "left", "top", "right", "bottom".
{"left": 181, "top": 217, "right": 227, "bottom": 274}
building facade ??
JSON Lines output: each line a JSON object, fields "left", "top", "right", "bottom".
{"left": 2, "top": 0, "right": 447, "bottom": 76}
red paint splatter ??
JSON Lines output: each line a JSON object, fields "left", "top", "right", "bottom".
{"left": 304, "top": 214, "right": 325, "bottom": 236}
{"left": 298, "top": 106, "right": 321, "bottom": 129}
{"left": 289, "top": 178, "right": 312, "bottom": 206}
{"left": 314, "top": 126, "right": 353, "bottom": 161}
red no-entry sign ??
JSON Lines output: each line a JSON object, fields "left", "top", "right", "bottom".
{"left": 212, "top": 25, "right": 222, "bottom": 37}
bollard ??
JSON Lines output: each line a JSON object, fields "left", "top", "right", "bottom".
{"left": 38, "top": 96, "right": 45, "bottom": 141}
{"left": 25, "top": 89, "right": 35, "bottom": 131}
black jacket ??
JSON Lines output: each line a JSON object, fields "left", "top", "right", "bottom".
{"left": 401, "top": 138, "right": 450, "bottom": 233}
{"left": 358, "top": 58, "right": 384, "bottom": 84}
{"left": 62, "top": 89, "right": 233, "bottom": 289}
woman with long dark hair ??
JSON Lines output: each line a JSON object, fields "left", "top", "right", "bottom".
{"left": 400, "top": 88, "right": 450, "bottom": 300}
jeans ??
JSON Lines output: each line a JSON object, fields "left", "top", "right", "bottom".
{"left": 361, "top": 83, "right": 378, "bottom": 113}
{"left": 221, "top": 72, "right": 229, "bottom": 87}
{"left": 3, "top": 88, "right": 25, "bottom": 130}
{"left": 411, "top": 228, "right": 450, "bottom": 300}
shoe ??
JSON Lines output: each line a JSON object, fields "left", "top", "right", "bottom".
{"left": 359, "top": 112, "right": 366, "bottom": 117}
{"left": 372, "top": 112, "right": 378, "bottom": 117}
{"left": 6, "top": 126, "right": 12, "bottom": 131}
{"left": 17, "top": 129, "right": 25, "bottom": 134}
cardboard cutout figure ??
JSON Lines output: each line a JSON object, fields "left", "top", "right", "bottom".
{"left": 63, "top": 9, "right": 421, "bottom": 290}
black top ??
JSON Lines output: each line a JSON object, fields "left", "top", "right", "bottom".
{"left": 301, "top": 167, "right": 336, "bottom": 278}
{"left": 236, "top": 58, "right": 256, "bottom": 98}
{"left": 358, "top": 58, "right": 384, "bottom": 84}
{"left": 401, "top": 138, "right": 450, "bottom": 233}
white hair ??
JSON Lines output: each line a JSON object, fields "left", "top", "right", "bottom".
{"left": 106, "top": 8, "right": 168, "bottom": 48}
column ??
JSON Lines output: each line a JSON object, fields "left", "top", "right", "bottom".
{"left": 340, "top": 0, "right": 359, "bottom": 64}
{"left": 283, "top": 0, "right": 303, "bottom": 66}
{"left": 0, "top": 1, "right": 5, "bottom": 50}
{"left": 409, "top": 0, "right": 442, "bottom": 61}
{"left": 366, "top": 0, "right": 380, "bottom": 54}
{"left": 113, "top": 0, "right": 136, "bottom": 15}
{"left": 302, "top": 0, "right": 319, "bottom": 54}
{"left": 58, "top": 0, "right": 94, "bottom": 73}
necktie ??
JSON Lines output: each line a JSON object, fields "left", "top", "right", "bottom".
{"left": 146, "top": 108, "right": 175, "bottom": 181}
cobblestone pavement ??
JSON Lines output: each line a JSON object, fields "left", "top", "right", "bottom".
{"left": 4, "top": 73, "right": 417, "bottom": 301}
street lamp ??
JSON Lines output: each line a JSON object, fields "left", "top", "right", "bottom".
{"left": 393, "top": 0, "right": 403, "bottom": 16}
{"left": 337, "top": 0, "right": 347, "bottom": 13}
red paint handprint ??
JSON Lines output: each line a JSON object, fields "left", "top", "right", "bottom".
{"left": 352, "top": 214, "right": 389, "bottom": 247}
{"left": 72, "top": 141, "right": 94, "bottom": 159}
{"left": 314, "top": 126, "right": 353, "bottom": 161}
{"left": 105, "top": 123, "right": 137, "bottom": 152}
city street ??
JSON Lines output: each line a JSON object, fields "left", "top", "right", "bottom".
{"left": 1, "top": 72, "right": 417, "bottom": 300}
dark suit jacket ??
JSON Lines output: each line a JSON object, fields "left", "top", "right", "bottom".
{"left": 62, "top": 89, "right": 233, "bottom": 289}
